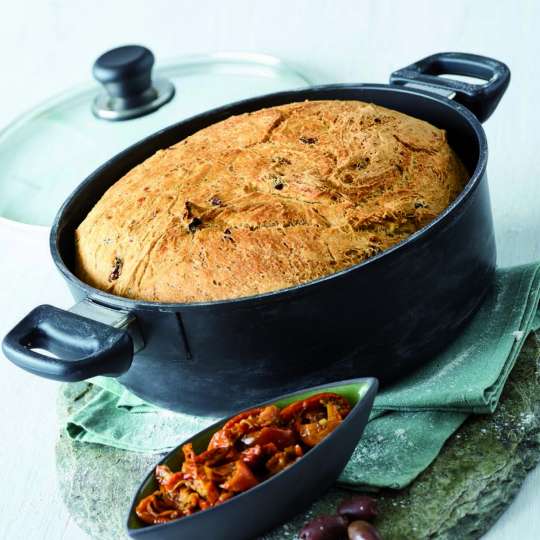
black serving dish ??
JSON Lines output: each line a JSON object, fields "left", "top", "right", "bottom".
{"left": 127, "top": 378, "right": 377, "bottom": 540}
{"left": 3, "top": 52, "right": 510, "bottom": 415}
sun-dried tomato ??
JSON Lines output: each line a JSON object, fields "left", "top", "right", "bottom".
{"left": 280, "top": 393, "right": 351, "bottom": 447}
{"left": 280, "top": 393, "right": 351, "bottom": 423}
{"left": 208, "top": 405, "right": 280, "bottom": 450}
{"left": 240, "top": 426, "right": 296, "bottom": 449}
{"left": 135, "top": 393, "right": 350, "bottom": 525}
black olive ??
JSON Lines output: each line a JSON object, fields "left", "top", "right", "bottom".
{"left": 338, "top": 496, "right": 378, "bottom": 521}
{"left": 299, "top": 515, "right": 348, "bottom": 540}
{"left": 347, "top": 520, "right": 382, "bottom": 540}
{"left": 108, "top": 256, "right": 123, "bottom": 282}
{"left": 188, "top": 217, "right": 202, "bottom": 233}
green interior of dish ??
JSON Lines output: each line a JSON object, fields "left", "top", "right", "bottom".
{"left": 127, "top": 380, "right": 370, "bottom": 530}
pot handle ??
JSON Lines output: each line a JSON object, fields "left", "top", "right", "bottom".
{"left": 1, "top": 304, "right": 133, "bottom": 381}
{"left": 389, "top": 52, "right": 510, "bottom": 123}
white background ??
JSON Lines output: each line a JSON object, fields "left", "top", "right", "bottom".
{"left": 0, "top": 1, "right": 539, "bottom": 539}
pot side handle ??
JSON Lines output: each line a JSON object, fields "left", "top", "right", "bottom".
{"left": 1, "top": 304, "right": 133, "bottom": 381}
{"left": 389, "top": 52, "right": 510, "bottom": 123}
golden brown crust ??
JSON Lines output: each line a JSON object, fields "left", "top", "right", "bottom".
{"left": 74, "top": 100, "right": 468, "bottom": 302}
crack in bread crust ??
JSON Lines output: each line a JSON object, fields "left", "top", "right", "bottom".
{"left": 74, "top": 100, "right": 468, "bottom": 303}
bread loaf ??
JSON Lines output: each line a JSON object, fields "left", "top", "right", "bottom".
{"left": 75, "top": 100, "right": 468, "bottom": 302}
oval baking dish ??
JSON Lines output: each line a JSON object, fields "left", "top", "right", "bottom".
{"left": 2, "top": 52, "right": 510, "bottom": 415}
{"left": 126, "top": 378, "right": 377, "bottom": 540}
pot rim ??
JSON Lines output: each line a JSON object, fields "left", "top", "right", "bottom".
{"left": 50, "top": 82, "right": 488, "bottom": 312}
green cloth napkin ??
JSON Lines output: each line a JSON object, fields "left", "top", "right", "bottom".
{"left": 65, "top": 263, "right": 540, "bottom": 490}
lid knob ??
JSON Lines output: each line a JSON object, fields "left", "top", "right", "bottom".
{"left": 93, "top": 45, "right": 155, "bottom": 101}
{"left": 92, "top": 45, "right": 174, "bottom": 121}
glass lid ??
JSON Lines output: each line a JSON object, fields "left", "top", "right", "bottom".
{"left": 0, "top": 51, "right": 312, "bottom": 226}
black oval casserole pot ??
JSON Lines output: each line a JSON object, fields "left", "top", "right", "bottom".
{"left": 3, "top": 52, "right": 510, "bottom": 415}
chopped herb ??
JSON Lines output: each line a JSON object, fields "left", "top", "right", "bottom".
{"left": 272, "top": 156, "right": 291, "bottom": 165}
